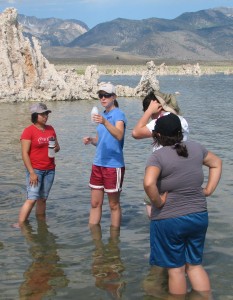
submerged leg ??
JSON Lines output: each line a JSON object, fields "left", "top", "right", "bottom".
{"left": 168, "top": 266, "right": 187, "bottom": 295}
{"left": 89, "top": 189, "right": 104, "bottom": 225}
{"left": 108, "top": 192, "right": 121, "bottom": 228}
{"left": 18, "top": 199, "right": 36, "bottom": 225}
{"left": 186, "top": 263, "right": 211, "bottom": 292}
{"left": 35, "top": 198, "right": 46, "bottom": 216}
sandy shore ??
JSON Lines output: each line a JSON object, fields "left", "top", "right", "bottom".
{"left": 42, "top": 45, "right": 233, "bottom": 75}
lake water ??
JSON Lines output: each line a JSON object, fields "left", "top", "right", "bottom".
{"left": 0, "top": 74, "right": 233, "bottom": 300}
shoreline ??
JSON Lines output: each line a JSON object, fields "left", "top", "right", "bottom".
{"left": 53, "top": 62, "right": 233, "bottom": 76}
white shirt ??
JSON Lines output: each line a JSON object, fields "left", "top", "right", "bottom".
{"left": 146, "top": 112, "right": 189, "bottom": 151}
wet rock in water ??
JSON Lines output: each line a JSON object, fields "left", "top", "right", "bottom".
{"left": 134, "top": 61, "right": 160, "bottom": 97}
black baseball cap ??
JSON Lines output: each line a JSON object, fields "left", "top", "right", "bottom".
{"left": 154, "top": 113, "right": 182, "bottom": 136}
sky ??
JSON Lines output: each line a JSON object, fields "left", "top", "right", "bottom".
{"left": 0, "top": 0, "right": 233, "bottom": 28}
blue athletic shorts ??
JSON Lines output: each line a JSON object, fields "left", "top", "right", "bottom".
{"left": 26, "top": 169, "right": 55, "bottom": 200}
{"left": 150, "top": 211, "right": 208, "bottom": 268}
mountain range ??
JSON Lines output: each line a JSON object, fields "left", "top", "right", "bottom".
{"left": 18, "top": 14, "right": 89, "bottom": 46}
{"left": 17, "top": 7, "right": 233, "bottom": 62}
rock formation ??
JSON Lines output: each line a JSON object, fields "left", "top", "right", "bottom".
{"left": 134, "top": 61, "right": 160, "bottom": 97}
{"left": 180, "top": 63, "right": 202, "bottom": 76}
{"left": 0, "top": 7, "right": 151, "bottom": 102}
{"left": 0, "top": 8, "right": 203, "bottom": 103}
{"left": 0, "top": 8, "right": 105, "bottom": 102}
{"left": 0, "top": 8, "right": 69, "bottom": 102}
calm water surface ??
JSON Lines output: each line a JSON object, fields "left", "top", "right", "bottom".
{"left": 0, "top": 74, "right": 233, "bottom": 300}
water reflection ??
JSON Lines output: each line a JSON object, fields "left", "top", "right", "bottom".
{"left": 143, "top": 265, "right": 168, "bottom": 299}
{"left": 19, "top": 217, "right": 69, "bottom": 299}
{"left": 90, "top": 225, "right": 125, "bottom": 299}
{"left": 143, "top": 266, "right": 213, "bottom": 300}
{"left": 0, "top": 75, "right": 232, "bottom": 299}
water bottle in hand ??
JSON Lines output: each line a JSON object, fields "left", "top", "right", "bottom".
{"left": 91, "top": 106, "right": 99, "bottom": 124}
{"left": 48, "top": 137, "right": 56, "bottom": 158}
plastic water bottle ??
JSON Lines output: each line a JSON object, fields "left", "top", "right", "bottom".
{"left": 48, "top": 137, "right": 56, "bottom": 158}
{"left": 91, "top": 106, "right": 99, "bottom": 124}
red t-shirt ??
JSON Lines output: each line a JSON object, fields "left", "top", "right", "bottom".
{"left": 21, "top": 124, "right": 57, "bottom": 170}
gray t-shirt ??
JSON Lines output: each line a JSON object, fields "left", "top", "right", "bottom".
{"left": 146, "top": 141, "right": 208, "bottom": 220}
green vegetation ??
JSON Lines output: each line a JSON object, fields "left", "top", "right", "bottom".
{"left": 52, "top": 59, "right": 233, "bottom": 76}
{"left": 76, "top": 69, "right": 85, "bottom": 75}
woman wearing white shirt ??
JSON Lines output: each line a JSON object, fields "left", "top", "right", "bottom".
{"left": 132, "top": 90, "right": 189, "bottom": 216}
{"left": 132, "top": 91, "right": 189, "bottom": 144}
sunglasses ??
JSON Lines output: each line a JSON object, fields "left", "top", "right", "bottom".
{"left": 98, "top": 93, "right": 113, "bottom": 99}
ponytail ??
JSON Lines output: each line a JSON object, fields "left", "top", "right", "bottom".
{"left": 173, "top": 142, "right": 188, "bottom": 157}
{"left": 114, "top": 99, "right": 119, "bottom": 107}
{"left": 153, "top": 132, "right": 189, "bottom": 158}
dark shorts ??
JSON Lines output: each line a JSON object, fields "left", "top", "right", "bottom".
{"left": 89, "top": 165, "right": 125, "bottom": 193}
{"left": 150, "top": 211, "right": 208, "bottom": 268}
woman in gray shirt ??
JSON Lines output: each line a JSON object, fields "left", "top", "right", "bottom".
{"left": 144, "top": 113, "right": 222, "bottom": 296}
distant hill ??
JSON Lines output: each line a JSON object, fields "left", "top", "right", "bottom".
{"left": 18, "top": 14, "right": 89, "bottom": 47}
{"left": 16, "top": 7, "right": 233, "bottom": 61}
{"left": 68, "top": 7, "right": 233, "bottom": 61}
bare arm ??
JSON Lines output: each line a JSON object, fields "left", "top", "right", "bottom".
{"left": 93, "top": 114, "right": 125, "bottom": 141}
{"left": 143, "top": 166, "right": 167, "bottom": 208}
{"left": 54, "top": 137, "right": 60, "bottom": 153}
{"left": 203, "top": 151, "right": 222, "bottom": 197}
{"left": 104, "top": 119, "right": 125, "bottom": 140}
{"left": 132, "top": 101, "right": 162, "bottom": 139}
{"left": 83, "top": 135, "right": 98, "bottom": 146}
{"left": 21, "top": 139, "right": 38, "bottom": 186}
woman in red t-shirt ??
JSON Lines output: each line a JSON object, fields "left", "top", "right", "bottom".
{"left": 18, "top": 103, "right": 60, "bottom": 226}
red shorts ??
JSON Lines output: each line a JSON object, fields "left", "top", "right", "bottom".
{"left": 89, "top": 165, "right": 125, "bottom": 193}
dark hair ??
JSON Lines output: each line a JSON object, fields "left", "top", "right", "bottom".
{"left": 152, "top": 131, "right": 188, "bottom": 157}
{"left": 142, "top": 91, "right": 159, "bottom": 112}
{"left": 31, "top": 113, "right": 38, "bottom": 124}
{"left": 114, "top": 99, "right": 119, "bottom": 107}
